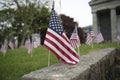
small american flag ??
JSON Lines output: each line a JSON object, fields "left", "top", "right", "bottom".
{"left": 25, "top": 38, "right": 29, "bottom": 49}
{"left": 25, "top": 38, "right": 33, "bottom": 54}
{"left": 0, "top": 44, "right": 6, "bottom": 54}
{"left": 44, "top": 9, "right": 79, "bottom": 64}
{"left": 86, "top": 31, "right": 95, "bottom": 45}
{"left": 70, "top": 27, "right": 81, "bottom": 49}
{"left": 8, "top": 40, "right": 14, "bottom": 50}
{"left": 14, "top": 37, "right": 18, "bottom": 48}
{"left": 28, "top": 43, "right": 33, "bottom": 54}
{"left": 96, "top": 32, "right": 104, "bottom": 43}
{"left": 117, "top": 33, "right": 120, "bottom": 42}
{"left": 0, "top": 39, "right": 7, "bottom": 54}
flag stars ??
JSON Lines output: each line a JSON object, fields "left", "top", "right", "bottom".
{"left": 49, "top": 11, "right": 63, "bottom": 35}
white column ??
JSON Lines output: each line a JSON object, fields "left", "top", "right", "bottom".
{"left": 92, "top": 12, "right": 98, "bottom": 35}
{"left": 110, "top": 8, "right": 117, "bottom": 42}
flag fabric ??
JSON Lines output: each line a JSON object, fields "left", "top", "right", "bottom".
{"left": 95, "top": 32, "right": 104, "bottom": 43}
{"left": 117, "top": 33, "right": 120, "bottom": 42}
{"left": 28, "top": 43, "right": 33, "bottom": 54}
{"left": 86, "top": 31, "right": 95, "bottom": 45}
{"left": 25, "top": 39, "right": 29, "bottom": 49}
{"left": 44, "top": 9, "right": 79, "bottom": 65}
{"left": 32, "top": 38, "right": 38, "bottom": 48}
{"left": 36, "top": 37, "right": 40, "bottom": 46}
{"left": 0, "top": 44, "right": 6, "bottom": 54}
{"left": 14, "top": 36, "right": 18, "bottom": 48}
{"left": 8, "top": 40, "right": 14, "bottom": 50}
{"left": 90, "top": 31, "right": 95, "bottom": 37}
{"left": 70, "top": 27, "right": 81, "bottom": 49}
{"left": 31, "top": 34, "right": 41, "bottom": 48}
{"left": 0, "top": 39, "right": 8, "bottom": 54}
{"left": 25, "top": 38, "right": 33, "bottom": 54}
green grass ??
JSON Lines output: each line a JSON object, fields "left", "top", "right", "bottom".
{"left": 0, "top": 43, "right": 120, "bottom": 80}
{"left": 79, "top": 42, "right": 120, "bottom": 55}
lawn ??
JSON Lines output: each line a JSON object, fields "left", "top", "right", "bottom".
{"left": 0, "top": 43, "right": 120, "bottom": 80}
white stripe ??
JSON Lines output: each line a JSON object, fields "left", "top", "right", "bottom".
{"left": 44, "top": 41, "right": 76, "bottom": 64}
{"left": 48, "top": 28, "right": 78, "bottom": 54}
{"left": 70, "top": 40, "right": 77, "bottom": 48}
{"left": 96, "top": 33, "right": 104, "bottom": 43}
{"left": 45, "top": 33, "right": 79, "bottom": 62}
{"left": 86, "top": 36, "right": 93, "bottom": 45}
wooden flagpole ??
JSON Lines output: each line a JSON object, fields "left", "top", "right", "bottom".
{"left": 75, "top": 24, "right": 80, "bottom": 57}
{"left": 77, "top": 47, "right": 80, "bottom": 57}
{"left": 47, "top": 0, "right": 54, "bottom": 67}
{"left": 52, "top": 0, "right": 54, "bottom": 9}
{"left": 30, "top": 42, "right": 33, "bottom": 57}
{"left": 59, "top": 0, "right": 61, "bottom": 13}
{"left": 91, "top": 44, "right": 94, "bottom": 48}
{"left": 91, "top": 37, "right": 95, "bottom": 49}
{"left": 30, "top": 49, "right": 32, "bottom": 57}
{"left": 48, "top": 51, "right": 51, "bottom": 67}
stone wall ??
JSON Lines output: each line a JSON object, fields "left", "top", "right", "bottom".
{"left": 22, "top": 48, "right": 120, "bottom": 80}
{"left": 112, "top": 49, "right": 120, "bottom": 80}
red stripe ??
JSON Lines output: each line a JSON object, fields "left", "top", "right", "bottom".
{"left": 86, "top": 36, "right": 93, "bottom": 45}
{"left": 70, "top": 40, "right": 77, "bottom": 48}
{"left": 96, "top": 33, "right": 104, "bottom": 43}
{"left": 46, "top": 31, "right": 79, "bottom": 59}
{"left": 62, "top": 34, "right": 71, "bottom": 44}
{"left": 44, "top": 38, "right": 77, "bottom": 63}
{"left": 44, "top": 44, "right": 77, "bottom": 64}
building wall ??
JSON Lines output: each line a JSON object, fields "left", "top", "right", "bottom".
{"left": 89, "top": 0, "right": 120, "bottom": 42}
{"left": 97, "top": 9, "right": 111, "bottom": 41}
{"left": 117, "top": 15, "right": 120, "bottom": 34}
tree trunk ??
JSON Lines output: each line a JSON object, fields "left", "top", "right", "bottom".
{"left": 20, "top": 33, "right": 26, "bottom": 47}
{"left": 20, "top": 24, "right": 28, "bottom": 47}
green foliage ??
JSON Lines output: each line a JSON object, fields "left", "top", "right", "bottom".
{"left": 40, "top": 27, "right": 47, "bottom": 44}
{"left": 0, "top": 9, "right": 15, "bottom": 43}
{"left": 0, "top": 0, "right": 51, "bottom": 46}
{"left": 60, "top": 14, "right": 85, "bottom": 43}
{"left": 0, "top": 43, "right": 120, "bottom": 80}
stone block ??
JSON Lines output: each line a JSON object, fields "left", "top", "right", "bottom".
{"left": 22, "top": 48, "right": 120, "bottom": 80}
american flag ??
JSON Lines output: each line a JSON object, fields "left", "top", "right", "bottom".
{"left": 8, "top": 40, "right": 14, "bottom": 50}
{"left": 70, "top": 27, "right": 81, "bottom": 49}
{"left": 44, "top": 9, "right": 79, "bottom": 64}
{"left": 96, "top": 32, "right": 104, "bottom": 43}
{"left": 0, "top": 44, "right": 6, "bottom": 54}
{"left": 0, "top": 39, "right": 7, "bottom": 54}
{"left": 25, "top": 38, "right": 33, "bottom": 54}
{"left": 32, "top": 38, "right": 38, "bottom": 48}
{"left": 14, "top": 37, "right": 18, "bottom": 48}
{"left": 117, "top": 33, "right": 120, "bottom": 42}
{"left": 86, "top": 31, "right": 95, "bottom": 45}
{"left": 36, "top": 37, "right": 40, "bottom": 46}
{"left": 25, "top": 38, "right": 29, "bottom": 49}
{"left": 28, "top": 43, "right": 33, "bottom": 54}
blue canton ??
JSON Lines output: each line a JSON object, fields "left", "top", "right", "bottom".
{"left": 49, "top": 9, "right": 63, "bottom": 35}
